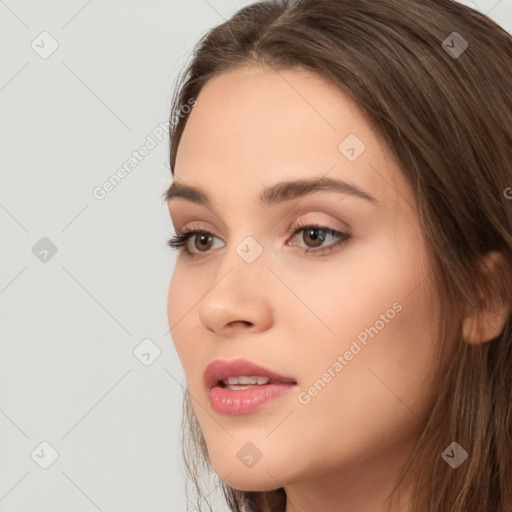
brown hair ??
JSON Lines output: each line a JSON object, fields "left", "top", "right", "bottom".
{"left": 166, "top": 1, "right": 512, "bottom": 510}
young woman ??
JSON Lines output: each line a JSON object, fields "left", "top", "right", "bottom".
{"left": 163, "top": 1, "right": 512, "bottom": 510}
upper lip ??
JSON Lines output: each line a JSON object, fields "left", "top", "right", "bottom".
{"left": 203, "top": 358, "right": 297, "bottom": 390}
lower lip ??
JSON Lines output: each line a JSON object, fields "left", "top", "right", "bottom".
{"left": 208, "top": 383, "right": 296, "bottom": 415}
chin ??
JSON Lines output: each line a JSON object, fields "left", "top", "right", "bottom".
{"left": 206, "top": 446, "right": 285, "bottom": 491}
{"left": 216, "top": 469, "right": 284, "bottom": 492}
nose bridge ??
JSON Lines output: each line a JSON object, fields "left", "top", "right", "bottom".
{"left": 233, "top": 232, "right": 266, "bottom": 266}
{"left": 217, "top": 231, "right": 268, "bottom": 286}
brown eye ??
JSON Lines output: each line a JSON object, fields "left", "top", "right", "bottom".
{"left": 302, "top": 227, "right": 327, "bottom": 248}
{"left": 167, "top": 228, "right": 225, "bottom": 258}
{"left": 167, "top": 224, "right": 350, "bottom": 259}
{"left": 194, "top": 232, "right": 214, "bottom": 252}
{"left": 289, "top": 223, "right": 352, "bottom": 256}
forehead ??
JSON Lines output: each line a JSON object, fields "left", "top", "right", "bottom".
{"left": 173, "top": 65, "right": 411, "bottom": 213}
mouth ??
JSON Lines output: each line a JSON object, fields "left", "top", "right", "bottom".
{"left": 216, "top": 376, "right": 292, "bottom": 390}
{"left": 203, "top": 357, "right": 297, "bottom": 391}
{"left": 203, "top": 358, "right": 298, "bottom": 415}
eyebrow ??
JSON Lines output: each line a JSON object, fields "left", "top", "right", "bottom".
{"left": 165, "top": 176, "right": 379, "bottom": 208}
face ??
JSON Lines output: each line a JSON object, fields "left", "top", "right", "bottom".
{"left": 166, "top": 65, "right": 440, "bottom": 494}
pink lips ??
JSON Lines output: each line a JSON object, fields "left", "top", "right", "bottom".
{"left": 204, "top": 358, "right": 297, "bottom": 415}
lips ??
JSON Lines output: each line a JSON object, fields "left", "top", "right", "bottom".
{"left": 203, "top": 358, "right": 297, "bottom": 391}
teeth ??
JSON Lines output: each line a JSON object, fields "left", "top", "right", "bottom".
{"left": 221, "top": 375, "right": 270, "bottom": 386}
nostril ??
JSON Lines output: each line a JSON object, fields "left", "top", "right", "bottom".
{"left": 228, "top": 320, "right": 252, "bottom": 327}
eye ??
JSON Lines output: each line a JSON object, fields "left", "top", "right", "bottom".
{"left": 167, "top": 226, "right": 223, "bottom": 258}
{"left": 287, "top": 219, "right": 351, "bottom": 256}
{"left": 167, "top": 220, "right": 352, "bottom": 259}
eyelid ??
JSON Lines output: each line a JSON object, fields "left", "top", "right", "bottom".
{"left": 290, "top": 214, "right": 347, "bottom": 234}
{"left": 177, "top": 212, "right": 347, "bottom": 236}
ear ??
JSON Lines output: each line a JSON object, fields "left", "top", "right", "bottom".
{"left": 462, "top": 251, "right": 511, "bottom": 345}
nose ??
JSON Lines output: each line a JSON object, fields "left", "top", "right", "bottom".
{"left": 198, "top": 243, "right": 274, "bottom": 336}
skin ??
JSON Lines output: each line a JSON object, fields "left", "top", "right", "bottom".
{"left": 166, "top": 64, "right": 442, "bottom": 512}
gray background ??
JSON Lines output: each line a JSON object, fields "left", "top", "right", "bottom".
{"left": 1, "top": 1, "right": 510, "bottom": 511}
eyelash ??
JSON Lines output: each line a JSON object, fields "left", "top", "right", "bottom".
{"left": 167, "top": 219, "right": 352, "bottom": 259}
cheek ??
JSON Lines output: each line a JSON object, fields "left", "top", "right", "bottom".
{"left": 167, "top": 267, "right": 200, "bottom": 369}
{"left": 291, "top": 272, "right": 437, "bottom": 457}
{"left": 292, "top": 243, "right": 437, "bottom": 445}
{"left": 271, "top": 229, "right": 428, "bottom": 345}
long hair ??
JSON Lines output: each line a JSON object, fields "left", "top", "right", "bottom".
{"left": 166, "top": 1, "right": 512, "bottom": 510}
